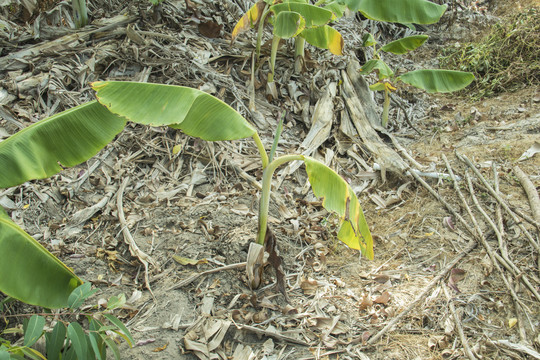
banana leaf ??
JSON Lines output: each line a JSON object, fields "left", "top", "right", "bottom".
{"left": 398, "top": 69, "right": 475, "bottom": 93}
{"left": 270, "top": 2, "right": 335, "bottom": 28}
{"left": 304, "top": 157, "right": 373, "bottom": 259}
{"left": 381, "top": 35, "right": 429, "bottom": 54}
{"left": 0, "top": 100, "right": 127, "bottom": 189}
{"left": 273, "top": 11, "right": 306, "bottom": 38}
{"left": 92, "top": 81, "right": 256, "bottom": 141}
{"left": 345, "top": 0, "right": 446, "bottom": 24}
{"left": 301, "top": 25, "right": 344, "bottom": 55}
{"left": 359, "top": 59, "right": 394, "bottom": 80}
{"left": 231, "top": 0, "right": 267, "bottom": 41}
{"left": 0, "top": 207, "right": 82, "bottom": 308}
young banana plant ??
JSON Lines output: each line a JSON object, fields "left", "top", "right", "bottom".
{"left": 0, "top": 82, "right": 373, "bottom": 307}
{"left": 232, "top": 0, "right": 345, "bottom": 97}
{"left": 345, "top": 0, "right": 474, "bottom": 126}
{"left": 359, "top": 33, "right": 474, "bottom": 127}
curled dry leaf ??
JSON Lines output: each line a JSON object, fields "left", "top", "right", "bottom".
{"left": 264, "top": 226, "right": 289, "bottom": 302}
{"left": 152, "top": 343, "right": 168, "bottom": 352}
{"left": 448, "top": 268, "right": 466, "bottom": 293}
{"left": 300, "top": 277, "right": 319, "bottom": 295}
{"left": 246, "top": 242, "right": 265, "bottom": 289}
{"left": 443, "top": 216, "right": 455, "bottom": 231}
{"left": 359, "top": 295, "right": 373, "bottom": 311}
{"left": 282, "top": 304, "right": 299, "bottom": 315}
{"left": 172, "top": 255, "right": 208, "bottom": 266}
{"left": 374, "top": 291, "right": 390, "bottom": 304}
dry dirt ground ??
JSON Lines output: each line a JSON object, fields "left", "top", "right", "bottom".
{"left": 1, "top": 0, "right": 539, "bottom": 359}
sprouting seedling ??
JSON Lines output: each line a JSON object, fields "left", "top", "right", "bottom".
{"left": 0, "top": 81, "right": 373, "bottom": 305}
{"left": 359, "top": 32, "right": 475, "bottom": 127}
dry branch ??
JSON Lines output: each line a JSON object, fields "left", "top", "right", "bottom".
{"left": 442, "top": 285, "right": 476, "bottom": 360}
{"left": 117, "top": 177, "right": 158, "bottom": 298}
{"left": 513, "top": 165, "right": 540, "bottom": 230}
{"left": 457, "top": 153, "right": 540, "bottom": 252}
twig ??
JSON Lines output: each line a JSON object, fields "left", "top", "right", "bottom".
{"left": 117, "top": 177, "right": 158, "bottom": 300}
{"left": 410, "top": 159, "right": 540, "bottom": 301}
{"left": 492, "top": 163, "right": 509, "bottom": 258}
{"left": 167, "top": 262, "right": 247, "bottom": 291}
{"left": 232, "top": 321, "right": 309, "bottom": 346}
{"left": 442, "top": 285, "right": 476, "bottom": 360}
{"left": 513, "top": 165, "right": 540, "bottom": 233}
{"left": 389, "top": 94, "right": 421, "bottom": 135}
{"left": 366, "top": 240, "right": 477, "bottom": 346}
{"left": 464, "top": 172, "right": 534, "bottom": 339}
{"left": 490, "top": 340, "right": 540, "bottom": 359}
{"left": 456, "top": 153, "right": 540, "bottom": 253}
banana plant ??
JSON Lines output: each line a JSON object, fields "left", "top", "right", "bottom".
{"left": 0, "top": 82, "right": 373, "bottom": 305}
{"left": 232, "top": 0, "right": 345, "bottom": 94}
{"left": 359, "top": 33, "right": 474, "bottom": 127}
{"left": 339, "top": 0, "right": 474, "bottom": 126}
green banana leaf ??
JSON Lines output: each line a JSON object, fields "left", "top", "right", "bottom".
{"left": 323, "top": 1, "right": 348, "bottom": 18}
{"left": 301, "top": 25, "right": 344, "bottom": 55}
{"left": 362, "top": 32, "right": 377, "bottom": 47}
{"left": 303, "top": 157, "right": 373, "bottom": 259}
{"left": 398, "top": 69, "right": 475, "bottom": 93}
{"left": 0, "top": 207, "right": 82, "bottom": 308}
{"left": 270, "top": 2, "right": 335, "bottom": 28}
{"left": 0, "top": 100, "right": 127, "bottom": 189}
{"left": 346, "top": 0, "right": 447, "bottom": 24}
{"left": 92, "top": 82, "right": 256, "bottom": 141}
{"left": 359, "top": 59, "right": 394, "bottom": 79}
{"left": 381, "top": 35, "right": 429, "bottom": 54}
{"left": 273, "top": 11, "right": 306, "bottom": 38}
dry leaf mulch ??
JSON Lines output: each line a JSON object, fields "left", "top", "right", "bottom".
{"left": 1, "top": 0, "right": 539, "bottom": 359}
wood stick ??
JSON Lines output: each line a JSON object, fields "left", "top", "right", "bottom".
{"left": 442, "top": 285, "right": 476, "bottom": 360}
{"left": 117, "top": 177, "right": 158, "bottom": 299}
{"left": 456, "top": 153, "right": 540, "bottom": 253}
{"left": 513, "top": 165, "right": 540, "bottom": 241}
{"left": 490, "top": 340, "right": 540, "bottom": 359}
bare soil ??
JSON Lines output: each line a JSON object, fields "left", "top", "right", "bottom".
{"left": 1, "top": 0, "right": 539, "bottom": 359}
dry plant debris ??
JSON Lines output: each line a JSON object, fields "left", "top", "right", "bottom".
{"left": 1, "top": 0, "right": 539, "bottom": 359}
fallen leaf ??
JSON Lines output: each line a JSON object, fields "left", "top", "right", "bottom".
{"left": 448, "top": 268, "right": 466, "bottom": 293}
{"left": 508, "top": 318, "right": 517, "bottom": 328}
{"left": 172, "top": 255, "right": 207, "bottom": 266}
{"left": 172, "top": 144, "right": 182, "bottom": 155}
{"left": 152, "top": 343, "right": 168, "bottom": 352}
{"left": 374, "top": 291, "right": 390, "bottom": 304}
{"left": 359, "top": 295, "right": 373, "bottom": 311}
{"left": 198, "top": 21, "right": 222, "bottom": 38}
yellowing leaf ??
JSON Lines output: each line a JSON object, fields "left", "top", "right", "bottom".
{"left": 508, "top": 318, "right": 517, "bottom": 328}
{"left": 172, "top": 144, "right": 182, "bottom": 155}
{"left": 301, "top": 25, "right": 343, "bottom": 55}
{"left": 231, "top": 1, "right": 267, "bottom": 41}
{"left": 172, "top": 255, "right": 207, "bottom": 266}
{"left": 303, "top": 157, "right": 373, "bottom": 259}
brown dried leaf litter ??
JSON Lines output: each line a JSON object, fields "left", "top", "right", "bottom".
{"left": 1, "top": 0, "right": 540, "bottom": 359}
